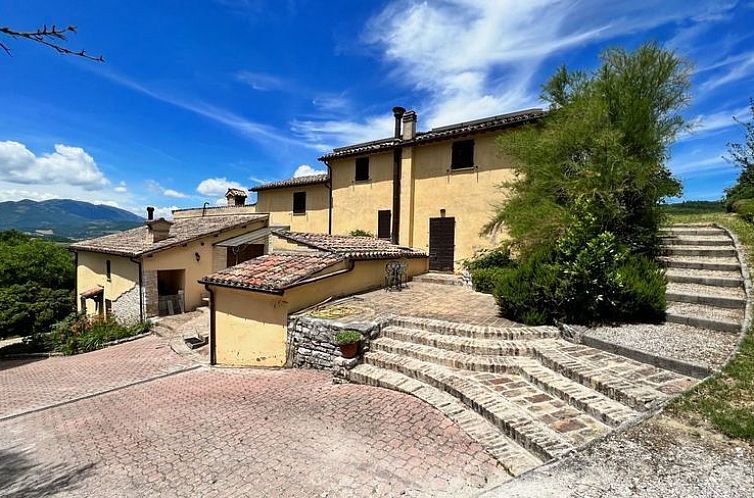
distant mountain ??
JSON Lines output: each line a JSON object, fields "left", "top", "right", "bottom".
{"left": 0, "top": 199, "right": 145, "bottom": 241}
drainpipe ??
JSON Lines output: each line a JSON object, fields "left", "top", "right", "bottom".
{"left": 204, "top": 284, "right": 216, "bottom": 365}
{"left": 391, "top": 106, "right": 405, "bottom": 245}
{"left": 73, "top": 251, "right": 78, "bottom": 314}
{"left": 130, "top": 256, "right": 144, "bottom": 323}
{"left": 325, "top": 161, "right": 333, "bottom": 235}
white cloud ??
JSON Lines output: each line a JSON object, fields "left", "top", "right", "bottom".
{"left": 196, "top": 177, "right": 247, "bottom": 198}
{"left": 681, "top": 106, "right": 751, "bottom": 141}
{"left": 152, "top": 206, "right": 179, "bottom": 220}
{"left": 699, "top": 51, "right": 754, "bottom": 92}
{"left": 0, "top": 141, "right": 109, "bottom": 189}
{"left": 114, "top": 181, "right": 128, "bottom": 193}
{"left": 236, "top": 71, "right": 287, "bottom": 91}
{"left": 291, "top": 115, "right": 394, "bottom": 150}
{"left": 163, "top": 189, "right": 188, "bottom": 199}
{"left": 293, "top": 164, "right": 327, "bottom": 177}
{"left": 146, "top": 179, "right": 189, "bottom": 199}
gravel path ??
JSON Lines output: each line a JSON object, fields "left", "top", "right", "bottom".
{"left": 479, "top": 415, "right": 754, "bottom": 498}
{"left": 584, "top": 323, "right": 740, "bottom": 368}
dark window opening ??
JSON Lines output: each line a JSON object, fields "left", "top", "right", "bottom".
{"left": 377, "top": 210, "right": 391, "bottom": 239}
{"left": 106, "top": 260, "right": 111, "bottom": 281}
{"left": 451, "top": 140, "right": 475, "bottom": 169}
{"left": 293, "top": 191, "right": 307, "bottom": 214}
{"left": 355, "top": 157, "right": 370, "bottom": 181}
{"left": 226, "top": 244, "right": 265, "bottom": 267}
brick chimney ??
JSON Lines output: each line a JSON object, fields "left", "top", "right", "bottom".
{"left": 402, "top": 110, "right": 417, "bottom": 140}
{"left": 146, "top": 218, "right": 173, "bottom": 243}
{"left": 225, "top": 188, "right": 247, "bottom": 207}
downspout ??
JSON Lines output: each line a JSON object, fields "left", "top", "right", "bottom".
{"left": 73, "top": 250, "right": 78, "bottom": 314}
{"left": 391, "top": 106, "right": 405, "bottom": 245}
{"left": 204, "top": 284, "right": 216, "bottom": 365}
{"left": 130, "top": 256, "right": 144, "bottom": 323}
{"left": 325, "top": 161, "right": 333, "bottom": 235}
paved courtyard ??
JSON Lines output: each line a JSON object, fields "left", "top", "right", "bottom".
{"left": 0, "top": 338, "right": 507, "bottom": 497}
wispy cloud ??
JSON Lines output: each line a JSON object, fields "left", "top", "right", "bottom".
{"left": 681, "top": 105, "right": 751, "bottom": 141}
{"left": 146, "top": 179, "right": 189, "bottom": 199}
{"left": 699, "top": 50, "right": 754, "bottom": 92}
{"left": 236, "top": 71, "right": 288, "bottom": 91}
{"left": 92, "top": 68, "right": 319, "bottom": 150}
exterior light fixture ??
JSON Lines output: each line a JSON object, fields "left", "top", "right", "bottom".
{"left": 195, "top": 252, "right": 201, "bottom": 262}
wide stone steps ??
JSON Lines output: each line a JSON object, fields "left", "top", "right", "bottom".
{"left": 347, "top": 363, "right": 543, "bottom": 477}
{"left": 381, "top": 326, "right": 533, "bottom": 356}
{"left": 665, "top": 268, "right": 743, "bottom": 287}
{"left": 412, "top": 272, "right": 465, "bottom": 287}
{"left": 362, "top": 350, "right": 578, "bottom": 461}
{"left": 665, "top": 301, "right": 744, "bottom": 333}
{"left": 530, "top": 340, "right": 675, "bottom": 410}
{"left": 666, "top": 281, "right": 746, "bottom": 309}
{"left": 388, "top": 315, "right": 560, "bottom": 340}
{"left": 371, "top": 337, "right": 637, "bottom": 427}
{"left": 660, "top": 223, "right": 747, "bottom": 334}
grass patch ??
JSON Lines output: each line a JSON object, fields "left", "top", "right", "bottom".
{"left": 666, "top": 212, "right": 754, "bottom": 440}
{"left": 661, "top": 200, "right": 725, "bottom": 216}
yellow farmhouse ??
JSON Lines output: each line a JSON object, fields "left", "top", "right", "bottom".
{"left": 252, "top": 107, "right": 544, "bottom": 270}
{"left": 70, "top": 192, "right": 267, "bottom": 323}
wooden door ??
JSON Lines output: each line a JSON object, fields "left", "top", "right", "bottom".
{"left": 428, "top": 217, "right": 455, "bottom": 271}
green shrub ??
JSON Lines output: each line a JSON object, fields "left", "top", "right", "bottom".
{"left": 494, "top": 252, "right": 560, "bottom": 325}
{"left": 334, "top": 329, "right": 362, "bottom": 345}
{"left": 470, "top": 267, "right": 508, "bottom": 294}
{"left": 349, "top": 229, "right": 374, "bottom": 237}
{"left": 47, "top": 313, "right": 151, "bottom": 355}
{"left": 464, "top": 246, "right": 512, "bottom": 272}
{"left": 733, "top": 199, "right": 754, "bottom": 223}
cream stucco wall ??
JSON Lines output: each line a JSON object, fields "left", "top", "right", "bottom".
{"left": 76, "top": 252, "right": 139, "bottom": 316}
{"left": 255, "top": 184, "right": 329, "bottom": 233}
{"left": 330, "top": 152, "right": 394, "bottom": 236}
{"left": 213, "top": 287, "right": 288, "bottom": 366}
{"left": 210, "top": 256, "right": 428, "bottom": 366}
{"left": 409, "top": 132, "right": 514, "bottom": 264}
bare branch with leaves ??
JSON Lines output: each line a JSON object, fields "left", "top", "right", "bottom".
{"left": 0, "top": 24, "right": 104, "bottom": 62}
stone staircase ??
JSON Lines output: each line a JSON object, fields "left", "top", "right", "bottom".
{"left": 660, "top": 224, "right": 747, "bottom": 333}
{"left": 345, "top": 315, "right": 693, "bottom": 477}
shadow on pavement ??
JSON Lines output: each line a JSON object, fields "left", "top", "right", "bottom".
{"left": 0, "top": 446, "right": 95, "bottom": 497}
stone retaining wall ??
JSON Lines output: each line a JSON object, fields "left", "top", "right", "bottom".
{"left": 286, "top": 314, "right": 383, "bottom": 370}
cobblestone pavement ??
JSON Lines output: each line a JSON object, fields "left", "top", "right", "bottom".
{"left": 0, "top": 340, "right": 507, "bottom": 497}
{"left": 339, "top": 282, "right": 520, "bottom": 327}
{"left": 0, "top": 336, "right": 195, "bottom": 420}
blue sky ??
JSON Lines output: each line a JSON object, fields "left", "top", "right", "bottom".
{"left": 1, "top": 0, "right": 753, "bottom": 217}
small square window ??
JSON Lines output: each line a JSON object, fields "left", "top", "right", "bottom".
{"left": 451, "top": 140, "right": 475, "bottom": 169}
{"left": 355, "top": 157, "right": 370, "bottom": 181}
{"left": 106, "top": 260, "right": 112, "bottom": 281}
{"left": 293, "top": 191, "right": 307, "bottom": 214}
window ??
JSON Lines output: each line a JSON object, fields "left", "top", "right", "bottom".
{"left": 377, "top": 210, "right": 391, "bottom": 239}
{"left": 451, "top": 139, "right": 475, "bottom": 169}
{"left": 293, "top": 191, "right": 307, "bottom": 214}
{"left": 106, "top": 260, "right": 112, "bottom": 281}
{"left": 355, "top": 157, "right": 370, "bottom": 181}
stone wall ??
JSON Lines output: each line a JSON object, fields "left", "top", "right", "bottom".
{"left": 111, "top": 283, "right": 141, "bottom": 325}
{"left": 286, "top": 314, "right": 383, "bottom": 370}
{"left": 143, "top": 270, "right": 159, "bottom": 317}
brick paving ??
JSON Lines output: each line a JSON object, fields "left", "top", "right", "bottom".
{"left": 341, "top": 282, "right": 520, "bottom": 327}
{"left": 0, "top": 336, "right": 195, "bottom": 420}
{"left": 0, "top": 341, "right": 507, "bottom": 497}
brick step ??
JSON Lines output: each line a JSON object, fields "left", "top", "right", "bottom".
{"left": 381, "top": 326, "right": 533, "bottom": 356}
{"left": 665, "top": 268, "right": 743, "bottom": 287}
{"left": 665, "top": 302, "right": 743, "bottom": 333}
{"left": 663, "top": 246, "right": 737, "bottom": 257}
{"left": 388, "top": 315, "right": 560, "bottom": 340}
{"left": 666, "top": 282, "right": 746, "bottom": 309}
{"left": 660, "top": 256, "right": 740, "bottom": 271}
{"left": 661, "top": 235, "right": 733, "bottom": 246}
{"left": 529, "top": 340, "right": 681, "bottom": 410}
{"left": 363, "top": 350, "right": 577, "bottom": 461}
{"left": 659, "top": 227, "right": 726, "bottom": 236}
{"left": 413, "top": 273, "right": 465, "bottom": 286}
{"left": 346, "top": 364, "right": 543, "bottom": 477}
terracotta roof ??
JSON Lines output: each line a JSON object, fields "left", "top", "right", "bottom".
{"left": 251, "top": 174, "right": 329, "bottom": 192}
{"left": 200, "top": 251, "right": 345, "bottom": 293}
{"left": 70, "top": 214, "right": 268, "bottom": 257}
{"left": 274, "top": 231, "right": 427, "bottom": 259}
{"left": 318, "top": 108, "right": 545, "bottom": 160}
{"left": 226, "top": 188, "right": 247, "bottom": 197}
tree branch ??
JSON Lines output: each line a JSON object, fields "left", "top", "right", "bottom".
{"left": 0, "top": 24, "right": 104, "bottom": 62}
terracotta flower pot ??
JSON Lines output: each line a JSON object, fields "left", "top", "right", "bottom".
{"left": 338, "top": 341, "right": 360, "bottom": 359}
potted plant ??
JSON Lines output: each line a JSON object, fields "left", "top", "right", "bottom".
{"left": 334, "top": 330, "right": 362, "bottom": 359}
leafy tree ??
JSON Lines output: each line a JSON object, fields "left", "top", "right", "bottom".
{"left": 723, "top": 99, "right": 754, "bottom": 210}
{"left": 485, "top": 42, "right": 689, "bottom": 257}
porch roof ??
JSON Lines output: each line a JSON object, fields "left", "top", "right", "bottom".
{"left": 80, "top": 285, "right": 104, "bottom": 299}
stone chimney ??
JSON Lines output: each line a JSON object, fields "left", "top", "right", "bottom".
{"left": 146, "top": 218, "right": 173, "bottom": 244}
{"left": 392, "top": 106, "right": 406, "bottom": 138}
{"left": 402, "top": 110, "right": 417, "bottom": 140}
{"left": 225, "top": 188, "right": 247, "bottom": 207}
